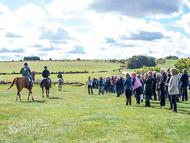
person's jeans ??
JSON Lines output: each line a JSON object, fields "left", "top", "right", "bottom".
{"left": 96, "top": 83, "right": 98, "bottom": 89}
{"left": 171, "top": 95, "right": 177, "bottom": 112}
{"left": 182, "top": 86, "right": 188, "bottom": 101}
{"left": 110, "top": 85, "right": 113, "bottom": 93}
{"left": 99, "top": 86, "right": 104, "bottom": 95}
{"left": 145, "top": 94, "right": 150, "bottom": 101}
{"left": 166, "top": 91, "right": 172, "bottom": 109}
{"left": 104, "top": 86, "right": 108, "bottom": 92}
{"left": 113, "top": 85, "right": 116, "bottom": 93}
{"left": 47, "top": 77, "right": 51, "bottom": 86}
{"left": 135, "top": 86, "right": 143, "bottom": 104}
{"left": 27, "top": 75, "right": 33, "bottom": 85}
{"left": 125, "top": 89, "right": 132, "bottom": 98}
{"left": 88, "top": 85, "right": 93, "bottom": 94}
{"left": 160, "top": 90, "right": 166, "bottom": 106}
{"left": 153, "top": 85, "right": 157, "bottom": 100}
{"left": 116, "top": 89, "right": 121, "bottom": 97}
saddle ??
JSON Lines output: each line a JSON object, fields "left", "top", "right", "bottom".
{"left": 24, "top": 76, "right": 31, "bottom": 82}
{"left": 40, "top": 78, "right": 50, "bottom": 88}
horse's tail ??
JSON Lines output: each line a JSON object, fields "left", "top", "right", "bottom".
{"left": 6, "top": 78, "right": 18, "bottom": 90}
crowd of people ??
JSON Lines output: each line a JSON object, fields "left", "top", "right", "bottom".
{"left": 85, "top": 68, "right": 189, "bottom": 113}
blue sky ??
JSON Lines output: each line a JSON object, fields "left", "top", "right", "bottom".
{"left": 0, "top": 0, "right": 190, "bottom": 60}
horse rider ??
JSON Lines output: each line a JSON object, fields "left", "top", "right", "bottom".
{"left": 42, "top": 66, "right": 52, "bottom": 88}
{"left": 20, "top": 63, "right": 33, "bottom": 87}
{"left": 57, "top": 71, "right": 63, "bottom": 80}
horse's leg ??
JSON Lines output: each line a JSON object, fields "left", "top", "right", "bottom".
{"left": 46, "top": 88, "right": 48, "bottom": 98}
{"left": 48, "top": 88, "right": 49, "bottom": 98}
{"left": 42, "top": 87, "right": 44, "bottom": 98}
{"left": 16, "top": 90, "right": 19, "bottom": 101}
{"left": 28, "top": 90, "right": 30, "bottom": 101}
{"left": 17, "top": 89, "right": 22, "bottom": 101}
{"left": 31, "top": 91, "right": 34, "bottom": 100}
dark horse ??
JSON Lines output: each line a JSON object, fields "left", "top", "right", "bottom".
{"left": 6, "top": 71, "right": 35, "bottom": 101}
{"left": 41, "top": 78, "right": 50, "bottom": 98}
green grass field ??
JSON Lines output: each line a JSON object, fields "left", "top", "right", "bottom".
{"left": 0, "top": 61, "right": 120, "bottom": 73}
{"left": 0, "top": 61, "right": 122, "bottom": 84}
{"left": 1, "top": 84, "right": 190, "bottom": 142}
{"left": 157, "top": 60, "right": 177, "bottom": 69}
{"left": 0, "top": 60, "right": 177, "bottom": 84}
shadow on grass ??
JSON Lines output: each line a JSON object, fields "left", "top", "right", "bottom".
{"left": 178, "top": 109, "right": 190, "bottom": 115}
{"left": 48, "top": 97, "right": 63, "bottom": 100}
{"left": 135, "top": 101, "right": 190, "bottom": 115}
{"left": 21, "top": 100, "right": 46, "bottom": 103}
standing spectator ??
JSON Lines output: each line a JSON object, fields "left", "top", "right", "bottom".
{"left": 112, "top": 77, "right": 116, "bottom": 93}
{"left": 115, "top": 77, "right": 121, "bottom": 97}
{"left": 124, "top": 73, "right": 132, "bottom": 105}
{"left": 107, "top": 76, "right": 111, "bottom": 93}
{"left": 120, "top": 76, "right": 124, "bottom": 95}
{"left": 140, "top": 74, "right": 144, "bottom": 103}
{"left": 181, "top": 69, "right": 189, "bottom": 101}
{"left": 104, "top": 78, "right": 109, "bottom": 93}
{"left": 156, "top": 73, "right": 161, "bottom": 101}
{"left": 110, "top": 77, "right": 113, "bottom": 93}
{"left": 165, "top": 68, "right": 172, "bottom": 109}
{"left": 85, "top": 76, "right": 93, "bottom": 95}
{"left": 98, "top": 76, "right": 104, "bottom": 95}
{"left": 159, "top": 68, "right": 167, "bottom": 106}
{"left": 152, "top": 71, "right": 157, "bottom": 100}
{"left": 142, "top": 71, "right": 154, "bottom": 107}
{"left": 168, "top": 68, "right": 179, "bottom": 113}
{"left": 96, "top": 79, "right": 98, "bottom": 89}
{"left": 131, "top": 72, "right": 143, "bottom": 105}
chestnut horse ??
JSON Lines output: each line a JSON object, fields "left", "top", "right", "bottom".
{"left": 6, "top": 71, "right": 35, "bottom": 101}
{"left": 41, "top": 78, "right": 50, "bottom": 98}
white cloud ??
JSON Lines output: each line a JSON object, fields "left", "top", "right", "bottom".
{"left": 0, "top": 2, "right": 9, "bottom": 14}
{"left": 176, "top": 12, "right": 190, "bottom": 34}
{"left": 0, "top": 1, "right": 190, "bottom": 60}
{"left": 45, "top": 0, "right": 93, "bottom": 19}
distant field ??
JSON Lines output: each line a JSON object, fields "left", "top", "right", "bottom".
{"left": 0, "top": 61, "right": 120, "bottom": 73}
{"left": 0, "top": 60, "right": 178, "bottom": 84}
{"left": 157, "top": 60, "right": 177, "bottom": 69}
{"left": 0, "top": 71, "right": 122, "bottom": 84}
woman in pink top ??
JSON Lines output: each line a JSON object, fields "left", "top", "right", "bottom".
{"left": 131, "top": 72, "right": 143, "bottom": 104}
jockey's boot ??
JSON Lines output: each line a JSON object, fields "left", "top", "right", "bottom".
{"left": 49, "top": 85, "right": 52, "bottom": 88}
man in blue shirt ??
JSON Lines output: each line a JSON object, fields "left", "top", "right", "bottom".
{"left": 181, "top": 69, "right": 189, "bottom": 101}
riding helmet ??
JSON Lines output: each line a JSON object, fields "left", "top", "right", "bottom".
{"left": 44, "top": 66, "right": 47, "bottom": 68}
{"left": 24, "top": 63, "right": 28, "bottom": 66}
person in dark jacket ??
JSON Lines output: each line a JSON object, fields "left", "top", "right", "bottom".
{"left": 115, "top": 77, "right": 121, "bottom": 97}
{"left": 152, "top": 71, "right": 157, "bottom": 100}
{"left": 142, "top": 71, "right": 154, "bottom": 107}
{"left": 140, "top": 74, "right": 145, "bottom": 103}
{"left": 42, "top": 66, "right": 52, "bottom": 88}
{"left": 165, "top": 68, "right": 172, "bottom": 109}
{"left": 98, "top": 76, "right": 104, "bottom": 95}
{"left": 181, "top": 69, "right": 189, "bottom": 101}
{"left": 159, "top": 68, "right": 167, "bottom": 106}
{"left": 124, "top": 73, "right": 132, "bottom": 105}
{"left": 120, "top": 76, "right": 124, "bottom": 95}
{"left": 107, "top": 76, "right": 111, "bottom": 93}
